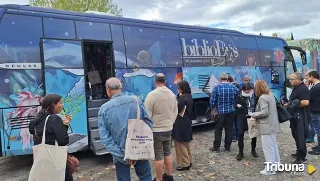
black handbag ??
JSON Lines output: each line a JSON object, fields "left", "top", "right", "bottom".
{"left": 274, "top": 96, "right": 292, "bottom": 123}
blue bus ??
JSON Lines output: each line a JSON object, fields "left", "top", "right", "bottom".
{"left": 0, "top": 4, "right": 306, "bottom": 157}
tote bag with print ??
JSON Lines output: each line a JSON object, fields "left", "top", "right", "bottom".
{"left": 124, "top": 96, "right": 155, "bottom": 161}
{"left": 28, "top": 115, "right": 68, "bottom": 181}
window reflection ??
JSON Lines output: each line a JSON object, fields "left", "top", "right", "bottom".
{"left": 123, "top": 26, "right": 182, "bottom": 68}
{"left": 43, "top": 39, "right": 83, "bottom": 68}
{"left": 76, "top": 21, "right": 111, "bottom": 41}
{"left": 44, "top": 18, "right": 76, "bottom": 39}
{"left": 0, "top": 14, "right": 42, "bottom": 63}
{"left": 256, "top": 38, "right": 285, "bottom": 67}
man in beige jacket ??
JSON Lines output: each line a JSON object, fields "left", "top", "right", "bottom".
{"left": 144, "top": 73, "right": 178, "bottom": 181}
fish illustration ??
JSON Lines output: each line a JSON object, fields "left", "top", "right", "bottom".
{"left": 9, "top": 77, "right": 22, "bottom": 94}
{"left": 24, "top": 70, "right": 37, "bottom": 82}
{"left": 0, "top": 94, "right": 16, "bottom": 107}
{"left": 174, "top": 72, "right": 183, "bottom": 84}
{"left": 12, "top": 71, "right": 33, "bottom": 89}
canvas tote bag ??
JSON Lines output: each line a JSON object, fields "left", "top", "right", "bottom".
{"left": 28, "top": 115, "right": 68, "bottom": 181}
{"left": 124, "top": 96, "right": 155, "bottom": 161}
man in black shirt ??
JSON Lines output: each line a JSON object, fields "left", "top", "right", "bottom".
{"left": 287, "top": 73, "right": 310, "bottom": 164}
{"left": 305, "top": 70, "right": 316, "bottom": 143}
{"left": 306, "top": 70, "right": 320, "bottom": 155}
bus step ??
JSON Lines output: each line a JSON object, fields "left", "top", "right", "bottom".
{"left": 89, "top": 117, "right": 98, "bottom": 129}
{"left": 92, "top": 140, "right": 105, "bottom": 150}
{"left": 90, "top": 129, "right": 100, "bottom": 139}
{"left": 92, "top": 148, "right": 109, "bottom": 156}
{"left": 88, "top": 107, "right": 100, "bottom": 118}
{"left": 88, "top": 99, "right": 108, "bottom": 108}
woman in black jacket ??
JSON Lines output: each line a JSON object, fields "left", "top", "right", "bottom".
{"left": 235, "top": 82, "right": 258, "bottom": 161}
{"left": 172, "top": 81, "right": 193, "bottom": 171}
{"left": 29, "top": 94, "right": 73, "bottom": 181}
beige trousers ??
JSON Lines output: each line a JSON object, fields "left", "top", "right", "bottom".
{"left": 175, "top": 141, "right": 192, "bottom": 167}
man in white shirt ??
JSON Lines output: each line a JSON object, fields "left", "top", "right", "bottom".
{"left": 144, "top": 73, "right": 178, "bottom": 181}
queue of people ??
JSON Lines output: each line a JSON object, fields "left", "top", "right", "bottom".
{"left": 27, "top": 70, "right": 320, "bottom": 181}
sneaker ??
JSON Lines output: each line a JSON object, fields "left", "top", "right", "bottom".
{"left": 225, "top": 148, "right": 231, "bottom": 152}
{"left": 306, "top": 138, "right": 314, "bottom": 143}
{"left": 308, "top": 150, "right": 320, "bottom": 155}
{"left": 293, "top": 158, "right": 307, "bottom": 164}
{"left": 251, "top": 150, "right": 258, "bottom": 158}
{"left": 236, "top": 152, "right": 244, "bottom": 161}
{"left": 260, "top": 169, "right": 276, "bottom": 176}
{"left": 163, "top": 173, "right": 174, "bottom": 181}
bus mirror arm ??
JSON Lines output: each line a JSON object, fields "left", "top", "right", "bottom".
{"left": 284, "top": 46, "right": 307, "bottom": 65}
{"left": 88, "top": 82, "right": 93, "bottom": 101}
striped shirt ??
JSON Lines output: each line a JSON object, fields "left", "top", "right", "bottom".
{"left": 210, "top": 82, "right": 240, "bottom": 114}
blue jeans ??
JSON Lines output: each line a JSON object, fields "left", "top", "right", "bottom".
{"left": 311, "top": 114, "right": 320, "bottom": 151}
{"left": 233, "top": 118, "right": 238, "bottom": 140}
{"left": 308, "top": 123, "right": 315, "bottom": 139}
{"left": 115, "top": 160, "right": 152, "bottom": 181}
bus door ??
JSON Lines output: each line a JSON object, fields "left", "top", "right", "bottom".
{"left": 283, "top": 46, "right": 307, "bottom": 100}
{"left": 40, "top": 38, "right": 89, "bottom": 153}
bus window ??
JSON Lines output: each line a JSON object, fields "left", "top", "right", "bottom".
{"left": 256, "top": 38, "right": 285, "bottom": 67}
{"left": 75, "top": 21, "right": 111, "bottom": 41}
{"left": 123, "top": 26, "right": 182, "bottom": 68}
{"left": 221, "top": 35, "right": 259, "bottom": 66}
{"left": 44, "top": 18, "right": 76, "bottom": 39}
{"left": 179, "top": 31, "right": 225, "bottom": 67}
{"left": 42, "top": 39, "right": 83, "bottom": 68}
{"left": 111, "top": 24, "right": 126, "bottom": 68}
{"left": 0, "top": 14, "right": 43, "bottom": 63}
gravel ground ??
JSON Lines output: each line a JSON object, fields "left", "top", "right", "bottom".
{"left": 0, "top": 122, "right": 319, "bottom": 181}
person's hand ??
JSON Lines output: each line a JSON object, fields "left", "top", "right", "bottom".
{"left": 283, "top": 103, "right": 288, "bottom": 107}
{"left": 63, "top": 115, "right": 72, "bottom": 125}
{"left": 128, "top": 160, "right": 136, "bottom": 166}
{"left": 237, "top": 104, "right": 242, "bottom": 108}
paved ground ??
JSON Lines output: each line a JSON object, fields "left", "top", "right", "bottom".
{"left": 0, "top": 122, "right": 319, "bottom": 181}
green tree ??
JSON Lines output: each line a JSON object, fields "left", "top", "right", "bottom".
{"left": 29, "top": 0, "right": 122, "bottom": 16}
{"left": 272, "top": 32, "right": 278, "bottom": 37}
{"left": 290, "top": 32, "right": 294, "bottom": 40}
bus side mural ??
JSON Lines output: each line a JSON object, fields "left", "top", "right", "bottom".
{"left": 0, "top": 4, "right": 306, "bottom": 157}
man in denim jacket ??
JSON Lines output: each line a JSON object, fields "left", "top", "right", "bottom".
{"left": 98, "top": 77, "right": 153, "bottom": 181}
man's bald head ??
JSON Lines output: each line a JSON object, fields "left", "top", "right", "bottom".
{"left": 155, "top": 73, "right": 166, "bottom": 85}
{"left": 105, "top": 78, "right": 122, "bottom": 98}
{"left": 106, "top": 77, "right": 122, "bottom": 90}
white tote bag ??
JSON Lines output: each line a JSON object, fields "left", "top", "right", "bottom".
{"left": 124, "top": 96, "right": 155, "bottom": 161}
{"left": 28, "top": 115, "right": 68, "bottom": 181}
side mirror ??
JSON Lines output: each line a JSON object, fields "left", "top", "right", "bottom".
{"left": 300, "top": 53, "right": 307, "bottom": 65}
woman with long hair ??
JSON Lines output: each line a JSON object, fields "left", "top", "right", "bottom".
{"left": 29, "top": 94, "right": 73, "bottom": 181}
{"left": 248, "top": 80, "right": 281, "bottom": 176}
{"left": 172, "top": 81, "right": 193, "bottom": 171}
{"left": 235, "top": 82, "right": 258, "bottom": 161}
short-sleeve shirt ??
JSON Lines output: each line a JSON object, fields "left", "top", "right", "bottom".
{"left": 289, "top": 82, "right": 310, "bottom": 102}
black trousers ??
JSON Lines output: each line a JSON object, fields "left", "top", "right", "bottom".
{"left": 214, "top": 112, "right": 234, "bottom": 150}
{"left": 65, "top": 165, "right": 74, "bottom": 181}
{"left": 290, "top": 119, "right": 308, "bottom": 160}
{"left": 238, "top": 132, "right": 257, "bottom": 152}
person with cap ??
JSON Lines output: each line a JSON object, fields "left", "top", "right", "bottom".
{"left": 98, "top": 78, "right": 153, "bottom": 181}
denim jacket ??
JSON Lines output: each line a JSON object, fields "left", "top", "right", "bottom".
{"left": 98, "top": 93, "right": 153, "bottom": 163}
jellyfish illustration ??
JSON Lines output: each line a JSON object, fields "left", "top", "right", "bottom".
{"left": 20, "top": 127, "right": 33, "bottom": 150}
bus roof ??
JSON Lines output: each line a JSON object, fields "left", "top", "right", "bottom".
{"left": 0, "top": 4, "right": 245, "bottom": 34}
{"left": 0, "top": 4, "right": 288, "bottom": 44}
